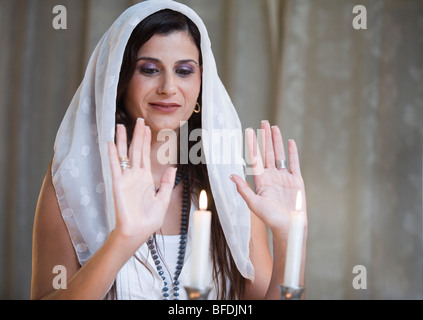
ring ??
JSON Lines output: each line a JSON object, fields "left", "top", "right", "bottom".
{"left": 119, "top": 156, "right": 131, "bottom": 170}
{"left": 276, "top": 159, "right": 288, "bottom": 170}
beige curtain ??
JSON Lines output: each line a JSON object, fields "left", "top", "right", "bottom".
{"left": 1, "top": 0, "right": 422, "bottom": 299}
{"left": 278, "top": 0, "right": 423, "bottom": 299}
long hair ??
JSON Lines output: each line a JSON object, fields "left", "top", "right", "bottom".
{"left": 115, "top": 9, "right": 245, "bottom": 300}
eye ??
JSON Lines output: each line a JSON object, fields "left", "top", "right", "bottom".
{"left": 176, "top": 66, "right": 195, "bottom": 77}
{"left": 139, "top": 62, "right": 160, "bottom": 76}
{"left": 140, "top": 67, "right": 159, "bottom": 75}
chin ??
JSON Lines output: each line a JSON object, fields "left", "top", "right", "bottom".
{"left": 149, "top": 121, "right": 182, "bottom": 134}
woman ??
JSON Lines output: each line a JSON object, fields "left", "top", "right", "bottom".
{"left": 31, "top": 0, "right": 307, "bottom": 300}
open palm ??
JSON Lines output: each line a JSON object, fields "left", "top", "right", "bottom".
{"left": 108, "top": 119, "right": 177, "bottom": 247}
{"left": 231, "top": 121, "right": 307, "bottom": 233}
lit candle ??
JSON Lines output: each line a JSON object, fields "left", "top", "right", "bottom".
{"left": 283, "top": 190, "right": 306, "bottom": 288}
{"left": 190, "top": 190, "right": 212, "bottom": 289}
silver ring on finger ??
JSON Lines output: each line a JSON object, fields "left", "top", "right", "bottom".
{"left": 275, "top": 159, "right": 288, "bottom": 170}
{"left": 119, "top": 156, "right": 131, "bottom": 170}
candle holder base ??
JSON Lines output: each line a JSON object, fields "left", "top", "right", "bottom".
{"left": 279, "top": 285, "right": 304, "bottom": 300}
{"left": 184, "top": 286, "right": 211, "bottom": 300}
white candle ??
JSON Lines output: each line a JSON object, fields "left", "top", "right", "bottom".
{"left": 190, "top": 190, "right": 212, "bottom": 289}
{"left": 283, "top": 190, "right": 306, "bottom": 288}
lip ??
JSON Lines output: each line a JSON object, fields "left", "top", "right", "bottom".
{"left": 149, "top": 102, "right": 181, "bottom": 113}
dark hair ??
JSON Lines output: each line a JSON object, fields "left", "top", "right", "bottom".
{"left": 115, "top": 9, "right": 245, "bottom": 300}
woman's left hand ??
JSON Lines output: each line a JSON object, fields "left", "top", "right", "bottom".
{"left": 230, "top": 121, "right": 307, "bottom": 234}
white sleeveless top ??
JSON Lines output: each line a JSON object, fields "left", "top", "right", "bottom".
{"left": 114, "top": 205, "right": 217, "bottom": 300}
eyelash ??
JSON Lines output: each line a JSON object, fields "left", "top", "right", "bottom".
{"left": 139, "top": 67, "right": 194, "bottom": 77}
{"left": 176, "top": 68, "right": 194, "bottom": 77}
{"left": 141, "top": 68, "right": 158, "bottom": 75}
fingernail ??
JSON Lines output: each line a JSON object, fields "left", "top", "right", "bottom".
{"left": 137, "top": 118, "right": 144, "bottom": 122}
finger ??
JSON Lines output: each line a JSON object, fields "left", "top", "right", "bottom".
{"left": 116, "top": 124, "right": 128, "bottom": 158}
{"left": 129, "top": 118, "right": 145, "bottom": 168}
{"left": 271, "top": 125, "right": 287, "bottom": 169}
{"left": 288, "top": 139, "right": 302, "bottom": 176}
{"left": 230, "top": 174, "right": 260, "bottom": 213}
{"left": 261, "top": 121, "right": 276, "bottom": 169}
{"left": 156, "top": 167, "right": 177, "bottom": 199}
{"left": 108, "top": 141, "right": 122, "bottom": 180}
{"left": 246, "top": 128, "right": 264, "bottom": 177}
{"left": 142, "top": 125, "right": 152, "bottom": 171}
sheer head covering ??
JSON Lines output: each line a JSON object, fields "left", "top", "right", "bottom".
{"left": 52, "top": 0, "right": 254, "bottom": 283}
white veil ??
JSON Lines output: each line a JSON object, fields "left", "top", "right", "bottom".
{"left": 51, "top": 0, "right": 255, "bottom": 286}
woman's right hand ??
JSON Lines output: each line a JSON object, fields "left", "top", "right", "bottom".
{"left": 108, "top": 118, "right": 177, "bottom": 250}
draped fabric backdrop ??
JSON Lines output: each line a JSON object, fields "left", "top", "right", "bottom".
{"left": 0, "top": 0, "right": 422, "bottom": 299}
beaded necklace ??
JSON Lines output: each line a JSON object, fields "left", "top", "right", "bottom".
{"left": 147, "top": 169, "right": 188, "bottom": 300}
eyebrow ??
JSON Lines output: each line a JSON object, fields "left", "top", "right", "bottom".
{"left": 136, "top": 56, "right": 199, "bottom": 65}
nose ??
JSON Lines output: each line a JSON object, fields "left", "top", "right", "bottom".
{"left": 157, "top": 72, "right": 177, "bottom": 96}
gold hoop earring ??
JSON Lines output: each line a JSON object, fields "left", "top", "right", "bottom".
{"left": 194, "top": 102, "right": 201, "bottom": 114}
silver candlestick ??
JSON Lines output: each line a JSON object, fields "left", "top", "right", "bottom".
{"left": 184, "top": 286, "right": 211, "bottom": 300}
{"left": 279, "top": 285, "right": 304, "bottom": 300}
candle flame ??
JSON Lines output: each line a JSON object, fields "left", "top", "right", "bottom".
{"left": 295, "top": 190, "right": 302, "bottom": 211}
{"left": 199, "top": 190, "right": 208, "bottom": 210}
